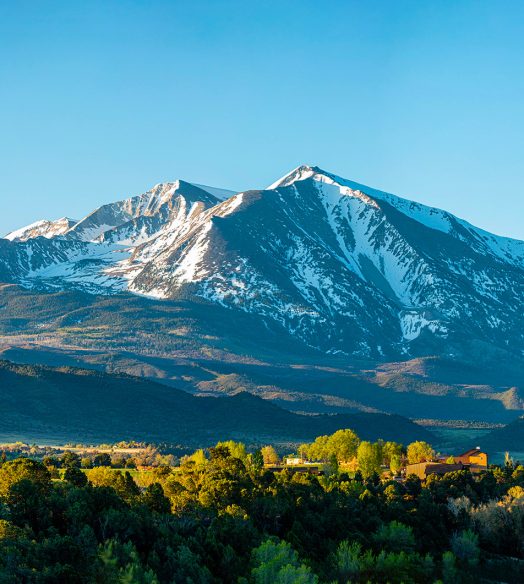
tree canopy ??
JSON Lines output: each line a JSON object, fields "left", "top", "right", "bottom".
{"left": 0, "top": 435, "right": 522, "bottom": 582}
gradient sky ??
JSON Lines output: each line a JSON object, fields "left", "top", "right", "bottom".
{"left": 1, "top": 1, "right": 524, "bottom": 239}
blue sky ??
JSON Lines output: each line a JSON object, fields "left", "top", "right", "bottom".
{"left": 1, "top": 1, "right": 524, "bottom": 238}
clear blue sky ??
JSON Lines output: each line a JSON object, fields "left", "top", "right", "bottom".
{"left": 1, "top": 1, "right": 524, "bottom": 238}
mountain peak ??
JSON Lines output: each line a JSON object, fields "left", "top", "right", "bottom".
{"left": 266, "top": 164, "right": 320, "bottom": 190}
{"left": 4, "top": 216, "right": 77, "bottom": 241}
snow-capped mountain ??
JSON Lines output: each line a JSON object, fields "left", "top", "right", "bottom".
{"left": 5, "top": 217, "right": 77, "bottom": 242}
{"left": 2, "top": 165, "right": 524, "bottom": 357}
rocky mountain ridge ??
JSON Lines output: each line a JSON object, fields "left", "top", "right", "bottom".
{"left": 2, "top": 165, "right": 524, "bottom": 359}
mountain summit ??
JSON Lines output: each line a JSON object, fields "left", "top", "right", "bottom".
{"left": 2, "top": 166, "right": 524, "bottom": 357}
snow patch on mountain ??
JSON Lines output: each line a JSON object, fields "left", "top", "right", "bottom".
{"left": 173, "top": 222, "right": 213, "bottom": 285}
{"left": 400, "top": 311, "right": 448, "bottom": 340}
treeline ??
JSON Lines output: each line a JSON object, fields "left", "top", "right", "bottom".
{"left": 2, "top": 433, "right": 435, "bottom": 477}
{"left": 1, "top": 444, "right": 180, "bottom": 470}
{"left": 43, "top": 447, "right": 176, "bottom": 472}
{"left": 0, "top": 434, "right": 523, "bottom": 582}
{"left": 294, "top": 430, "right": 434, "bottom": 475}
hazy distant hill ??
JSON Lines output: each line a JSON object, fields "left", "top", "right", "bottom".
{"left": 0, "top": 360, "right": 433, "bottom": 446}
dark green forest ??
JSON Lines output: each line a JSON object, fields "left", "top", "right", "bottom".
{"left": 1, "top": 436, "right": 524, "bottom": 583}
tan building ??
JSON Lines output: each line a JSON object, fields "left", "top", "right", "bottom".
{"left": 405, "top": 462, "right": 465, "bottom": 480}
{"left": 406, "top": 447, "right": 489, "bottom": 479}
{"left": 285, "top": 457, "right": 305, "bottom": 466}
{"left": 455, "top": 447, "right": 488, "bottom": 471}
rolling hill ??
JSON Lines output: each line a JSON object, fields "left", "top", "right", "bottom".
{"left": 0, "top": 359, "right": 434, "bottom": 446}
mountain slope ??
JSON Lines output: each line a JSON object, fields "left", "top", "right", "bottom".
{"left": 2, "top": 165, "right": 524, "bottom": 360}
{"left": 0, "top": 284, "right": 521, "bottom": 424}
{"left": 0, "top": 360, "right": 433, "bottom": 445}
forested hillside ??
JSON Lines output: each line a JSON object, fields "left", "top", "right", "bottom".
{"left": 0, "top": 360, "right": 432, "bottom": 446}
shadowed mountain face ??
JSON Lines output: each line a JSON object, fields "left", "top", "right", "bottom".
{"left": 1, "top": 166, "right": 524, "bottom": 426}
{"left": 0, "top": 360, "right": 434, "bottom": 446}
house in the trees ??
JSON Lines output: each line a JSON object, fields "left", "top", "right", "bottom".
{"left": 285, "top": 457, "right": 305, "bottom": 466}
{"left": 405, "top": 461, "right": 464, "bottom": 480}
{"left": 405, "top": 447, "right": 489, "bottom": 479}
{"left": 454, "top": 447, "right": 488, "bottom": 471}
